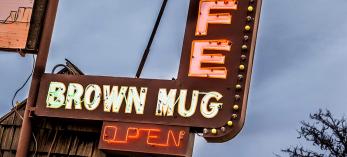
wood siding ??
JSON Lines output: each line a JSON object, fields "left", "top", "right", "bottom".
{"left": 0, "top": 65, "right": 108, "bottom": 157}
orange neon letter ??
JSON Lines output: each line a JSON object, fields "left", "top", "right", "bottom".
{"left": 103, "top": 126, "right": 139, "bottom": 144}
{"left": 103, "top": 126, "right": 119, "bottom": 143}
{"left": 146, "top": 129, "right": 185, "bottom": 147}
{"left": 189, "top": 40, "right": 231, "bottom": 79}
{"left": 126, "top": 127, "right": 140, "bottom": 140}
{"left": 196, "top": 0, "right": 238, "bottom": 36}
{"left": 167, "top": 130, "right": 185, "bottom": 147}
{"left": 146, "top": 129, "right": 162, "bottom": 146}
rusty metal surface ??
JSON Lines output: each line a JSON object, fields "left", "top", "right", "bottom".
{"left": 99, "top": 121, "right": 194, "bottom": 157}
{"left": 16, "top": 0, "right": 59, "bottom": 156}
{"left": 197, "top": 0, "right": 262, "bottom": 142}
{"left": 177, "top": 0, "right": 262, "bottom": 142}
{"left": 26, "top": 0, "right": 48, "bottom": 51}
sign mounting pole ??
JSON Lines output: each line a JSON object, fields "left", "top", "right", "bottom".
{"left": 16, "top": 0, "right": 59, "bottom": 156}
{"left": 136, "top": 0, "right": 168, "bottom": 78}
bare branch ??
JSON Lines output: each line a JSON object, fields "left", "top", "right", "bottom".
{"left": 281, "top": 109, "right": 347, "bottom": 157}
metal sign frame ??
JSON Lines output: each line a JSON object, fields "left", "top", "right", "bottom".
{"left": 16, "top": 0, "right": 262, "bottom": 156}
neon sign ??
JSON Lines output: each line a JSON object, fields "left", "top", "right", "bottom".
{"left": 189, "top": 0, "right": 238, "bottom": 79}
{"left": 103, "top": 126, "right": 185, "bottom": 147}
{"left": 188, "top": 40, "right": 231, "bottom": 79}
{"left": 195, "top": 0, "right": 238, "bottom": 36}
{"left": 99, "top": 122, "right": 194, "bottom": 156}
{"left": 45, "top": 82, "right": 223, "bottom": 119}
{"left": 35, "top": 0, "right": 262, "bottom": 146}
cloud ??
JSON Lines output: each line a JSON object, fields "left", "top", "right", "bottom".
{"left": 1, "top": 0, "right": 347, "bottom": 156}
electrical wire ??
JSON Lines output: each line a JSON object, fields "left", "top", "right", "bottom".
{"left": 32, "top": 132, "right": 38, "bottom": 157}
{"left": 47, "top": 129, "right": 58, "bottom": 157}
{"left": 11, "top": 54, "right": 35, "bottom": 119}
{"left": 10, "top": 54, "right": 38, "bottom": 156}
{"left": 51, "top": 64, "right": 71, "bottom": 74}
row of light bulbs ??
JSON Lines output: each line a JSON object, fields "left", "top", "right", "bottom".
{"left": 204, "top": 0, "right": 257, "bottom": 136}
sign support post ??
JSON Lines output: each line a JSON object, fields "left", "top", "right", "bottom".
{"left": 16, "top": 0, "right": 59, "bottom": 156}
{"left": 14, "top": 0, "right": 262, "bottom": 156}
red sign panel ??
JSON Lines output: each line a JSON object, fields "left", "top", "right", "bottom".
{"left": 99, "top": 122, "right": 194, "bottom": 156}
{"left": 35, "top": 0, "right": 262, "bottom": 143}
{"left": 0, "top": 0, "right": 47, "bottom": 53}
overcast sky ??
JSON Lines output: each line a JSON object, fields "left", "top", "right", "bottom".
{"left": 1, "top": 0, "right": 347, "bottom": 156}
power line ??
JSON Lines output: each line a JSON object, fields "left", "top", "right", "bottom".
{"left": 11, "top": 54, "right": 35, "bottom": 119}
{"left": 10, "top": 54, "right": 38, "bottom": 156}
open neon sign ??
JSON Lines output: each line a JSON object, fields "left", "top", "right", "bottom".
{"left": 103, "top": 126, "right": 185, "bottom": 147}
{"left": 99, "top": 122, "right": 194, "bottom": 156}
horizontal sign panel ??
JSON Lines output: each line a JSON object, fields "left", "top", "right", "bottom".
{"left": 35, "top": 74, "right": 233, "bottom": 128}
{"left": 0, "top": 0, "right": 47, "bottom": 53}
{"left": 99, "top": 122, "right": 194, "bottom": 156}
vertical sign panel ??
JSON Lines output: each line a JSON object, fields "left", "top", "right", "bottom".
{"left": 177, "top": 0, "right": 262, "bottom": 142}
